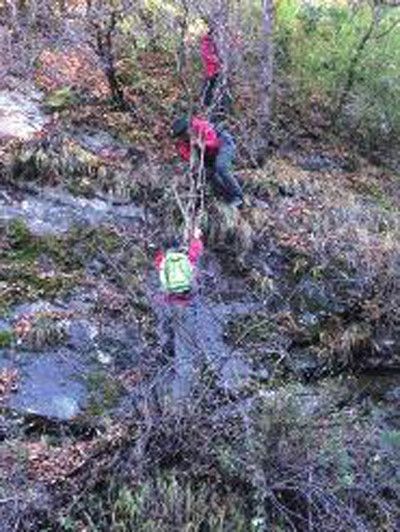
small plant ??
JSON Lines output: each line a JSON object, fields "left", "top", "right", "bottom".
{"left": 86, "top": 371, "right": 123, "bottom": 416}
{"left": 0, "top": 329, "right": 14, "bottom": 348}
{"left": 44, "top": 86, "right": 76, "bottom": 111}
{"left": 7, "top": 219, "right": 32, "bottom": 250}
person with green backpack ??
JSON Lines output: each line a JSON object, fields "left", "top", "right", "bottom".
{"left": 154, "top": 228, "right": 204, "bottom": 304}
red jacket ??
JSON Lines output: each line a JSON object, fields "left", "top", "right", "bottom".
{"left": 176, "top": 117, "right": 221, "bottom": 162}
{"left": 200, "top": 33, "right": 221, "bottom": 79}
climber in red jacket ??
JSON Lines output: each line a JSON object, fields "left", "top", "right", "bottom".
{"left": 200, "top": 24, "right": 222, "bottom": 107}
{"left": 172, "top": 115, "right": 243, "bottom": 207}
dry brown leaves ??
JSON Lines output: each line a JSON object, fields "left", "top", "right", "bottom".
{"left": 13, "top": 310, "right": 74, "bottom": 340}
{"left": 36, "top": 47, "right": 109, "bottom": 98}
{"left": 0, "top": 368, "right": 19, "bottom": 404}
{"left": 97, "top": 284, "right": 129, "bottom": 313}
{"left": 123, "top": 51, "right": 185, "bottom": 160}
{"left": 24, "top": 439, "right": 96, "bottom": 483}
{"left": 23, "top": 423, "right": 129, "bottom": 484}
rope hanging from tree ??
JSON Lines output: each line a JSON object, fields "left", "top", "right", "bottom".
{"left": 173, "top": 135, "right": 206, "bottom": 248}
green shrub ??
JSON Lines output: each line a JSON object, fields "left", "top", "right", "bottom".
{"left": 275, "top": 0, "right": 400, "bottom": 155}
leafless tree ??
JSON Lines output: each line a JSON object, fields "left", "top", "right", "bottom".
{"left": 257, "top": 0, "right": 275, "bottom": 163}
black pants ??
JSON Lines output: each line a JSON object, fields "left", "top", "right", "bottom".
{"left": 201, "top": 75, "right": 232, "bottom": 117}
{"left": 201, "top": 75, "right": 219, "bottom": 107}
{"left": 205, "top": 130, "right": 243, "bottom": 203}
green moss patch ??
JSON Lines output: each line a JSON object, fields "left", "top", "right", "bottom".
{"left": 86, "top": 371, "right": 124, "bottom": 417}
{"left": 0, "top": 221, "right": 132, "bottom": 313}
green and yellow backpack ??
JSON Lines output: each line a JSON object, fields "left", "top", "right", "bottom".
{"left": 160, "top": 251, "right": 193, "bottom": 294}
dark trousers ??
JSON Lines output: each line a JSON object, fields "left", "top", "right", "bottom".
{"left": 206, "top": 130, "right": 243, "bottom": 202}
{"left": 201, "top": 75, "right": 232, "bottom": 118}
{"left": 201, "top": 75, "right": 219, "bottom": 107}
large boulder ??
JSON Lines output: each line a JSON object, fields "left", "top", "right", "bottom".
{"left": 3, "top": 350, "right": 88, "bottom": 421}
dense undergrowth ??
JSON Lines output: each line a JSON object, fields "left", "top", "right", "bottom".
{"left": 1, "top": 1, "right": 400, "bottom": 531}
{"left": 275, "top": 0, "right": 400, "bottom": 162}
{"left": 1, "top": 154, "right": 399, "bottom": 530}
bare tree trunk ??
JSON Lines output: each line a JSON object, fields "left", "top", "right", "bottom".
{"left": 257, "top": 0, "right": 274, "bottom": 164}
{"left": 95, "top": 12, "right": 126, "bottom": 109}
{"left": 176, "top": 0, "right": 189, "bottom": 75}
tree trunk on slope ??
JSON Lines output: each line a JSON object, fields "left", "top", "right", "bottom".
{"left": 95, "top": 12, "right": 126, "bottom": 110}
{"left": 257, "top": 0, "right": 274, "bottom": 165}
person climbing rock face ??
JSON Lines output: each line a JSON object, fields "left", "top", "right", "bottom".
{"left": 172, "top": 116, "right": 243, "bottom": 208}
{"left": 200, "top": 20, "right": 221, "bottom": 108}
{"left": 155, "top": 227, "right": 204, "bottom": 305}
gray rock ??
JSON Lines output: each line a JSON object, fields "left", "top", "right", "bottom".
{"left": 221, "top": 357, "right": 252, "bottom": 390}
{"left": 295, "top": 278, "right": 345, "bottom": 315}
{"left": 8, "top": 350, "right": 88, "bottom": 421}
{"left": 385, "top": 387, "right": 400, "bottom": 404}
{"left": 0, "top": 89, "right": 46, "bottom": 140}
{"left": 97, "top": 322, "right": 142, "bottom": 367}
{"left": 65, "top": 287, "right": 98, "bottom": 314}
{"left": 0, "top": 319, "right": 10, "bottom": 332}
{"left": 85, "top": 259, "right": 105, "bottom": 276}
{"left": 287, "top": 349, "right": 322, "bottom": 377}
{"left": 67, "top": 320, "right": 98, "bottom": 351}
{"left": 0, "top": 188, "right": 144, "bottom": 237}
{"left": 299, "top": 311, "right": 319, "bottom": 327}
{"left": 259, "top": 383, "right": 323, "bottom": 418}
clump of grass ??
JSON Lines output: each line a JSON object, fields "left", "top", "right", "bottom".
{"left": 226, "top": 312, "right": 275, "bottom": 346}
{"left": 86, "top": 371, "right": 124, "bottom": 417}
{"left": 19, "top": 313, "right": 69, "bottom": 351}
{"left": 7, "top": 218, "right": 32, "bottom": 249}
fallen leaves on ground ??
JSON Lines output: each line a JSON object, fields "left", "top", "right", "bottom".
{"left": 0, "top": 368, "right": 19, "bottom": 403}
{"left": 22, "top": 423, "right": 129, "bottom": 484}
{"left": 98, "top": 284, "right": 130, "bottom": 313}
{"left": 36, "top": 46, "right": 109, "bottom": 99}
{"left": 24, "top": 439, "right": 96, "bottom": 484}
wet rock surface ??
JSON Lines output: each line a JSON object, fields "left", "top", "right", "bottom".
{"left": 5, "top": 350, "right": 88, "bottom": 421}
{"left": 151, "top": 287, "right": 263, "bottom": 403}
{"left": 0, "top": 188, "right": 144, "bottom": 236}
{"left": 0, "top": 282, "right": 143, "bottom": 421}
{"left": 1, "top": 175, "right": 398, "bottom": 426}
{"left": 0, "top": 88, "right": 47, "bottom": 141}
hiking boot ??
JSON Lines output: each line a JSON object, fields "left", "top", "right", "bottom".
{"left": 229, "top": 196, "right": 243, "bottom": 208}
